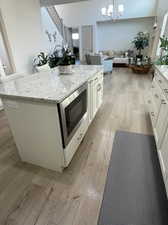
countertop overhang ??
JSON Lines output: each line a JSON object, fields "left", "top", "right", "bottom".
{"left": 0, "top": 65, "right": 103, "bottom": 104}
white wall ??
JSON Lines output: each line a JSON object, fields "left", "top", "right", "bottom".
{"left": 157, "top": 0, "right": 168, "bottom": 27}
{"left": 0, "top": 0, "right": 46, "bottom": 74}
{"left": 97, "top": 17, "right": 154, "bottom": 52}
{"left": 0, "top": 30, "right": 12, "bottom": 74}
{"left": 56, "top": 0, "right": 157, "bottom": 27}
{"left": 41, "top": 7, "right": 63, "bottom": 53}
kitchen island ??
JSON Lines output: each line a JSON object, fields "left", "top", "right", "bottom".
{"left": 0, "top": 65, "right": 104, "bottom": 172}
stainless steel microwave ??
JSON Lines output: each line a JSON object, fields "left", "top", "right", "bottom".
{"left": 58, "top": 83, "right": 87, "bottom": 148}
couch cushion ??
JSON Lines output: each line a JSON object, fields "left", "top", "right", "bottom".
{"left": 107, "top": 50, "right": 114, "bottom": 57}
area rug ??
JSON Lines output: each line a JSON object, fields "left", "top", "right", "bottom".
{"left": 98, "top": 131, "right": 168, "bottom": 225}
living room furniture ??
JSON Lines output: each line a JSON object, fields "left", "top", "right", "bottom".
{"left": 85, "top": 54, "right": 113, "bottom": 73}
{"left": 113, "top": 57, "right": 129, "bottom": 67}
{"left": 100, "top": 50, "right": 130, "bottom": 67}
{"left": 129, "top": 64, "right": 151, "bottom": 74}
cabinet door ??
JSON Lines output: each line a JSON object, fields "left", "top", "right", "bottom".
{"left": 96, "top": 80, "right": 103, "bottom": 110}
{"left": 88, "top": 79, "right": 93, "bottom": 123}
{"left": 155, "top": 98, "right": 168, "bottom": 148}
{"left": 151, "top": 81, "right": 162, "bottom": 126}
{"left": 160, "top": 128, "right": 168, "bottom": 182}
{"left": 165, "top": 179, "right": 168, "bottom": 198}
{"left": 92, "top": 76, "right": 98, "bottom": 117}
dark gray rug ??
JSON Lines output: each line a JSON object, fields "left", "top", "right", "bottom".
{"left": 98, "top": 131, "right": 168, "bottom": 225}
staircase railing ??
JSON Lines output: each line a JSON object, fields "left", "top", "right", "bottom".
{"left": 46, "top": 6, "right": 64, "bottom": 39}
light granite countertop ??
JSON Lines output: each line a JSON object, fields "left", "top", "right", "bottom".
{"left": 155, "top": 65, "right": 168, "bottom": 81}
{"left": 0, "top": 65, "right": 103, "bottom": 104}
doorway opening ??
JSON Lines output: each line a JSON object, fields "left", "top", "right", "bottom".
{"left": 71, "top": 28, "right": 80, "bottom": 63}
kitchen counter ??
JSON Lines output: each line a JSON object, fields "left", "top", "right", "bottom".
{"left": 0, "top": 65, "right": 103, "bottom": 103}
{"left": 155, "top": 65, "right": 168, "bottom": 81}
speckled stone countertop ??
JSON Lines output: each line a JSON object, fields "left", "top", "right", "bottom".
{"left": 0, "top": 65, "right": 103, "bottom": 104}
{"left": 155, "top": 65, "right": 168, "bottom": 81}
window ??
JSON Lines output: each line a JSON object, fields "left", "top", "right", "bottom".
{"left": 72, "top": 33, "right": 79, "bottom": 40}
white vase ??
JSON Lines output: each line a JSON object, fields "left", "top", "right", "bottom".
{"left": 36, "top": 64, "right": 50, "bottom": 72}
{"left": 58, "top": 65, "right": 72, "bottom": 74}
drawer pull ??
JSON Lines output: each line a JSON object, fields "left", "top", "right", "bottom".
{"left": 155, "top": 94, "right": 159, "bottom": 98}
{"left": 164, "top": 89, "right": 168, "bottom": 94}
{"left": 161, "top": 99, "right": 167, "bottom": 105}
{"left": 151, "top": 112, "right": 155, "bottom": 117}
{"left": 159, "top": 79, "right": 162, "bottom": 83}
{"left": 97, "top": 84, "right": 102, "bottom": 91}
{"left": 77, "top": 133, "right": 83, "bottom": 141}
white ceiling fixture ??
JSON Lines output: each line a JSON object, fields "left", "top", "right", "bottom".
{"left": 101, "top": 0, "right": 124, "bottom": 20}
{"left": 40, "top": 0, "right": 90, "bottom": 7}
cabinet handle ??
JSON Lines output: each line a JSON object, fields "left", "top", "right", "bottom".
{"left": 161, "top": 99, "right": 166, "bottom": 105}
{"left": 155, "top": 94, "right": 159, "bottom": 98}
{"left": 97, "top": 84, "right": 102, "bottom": 91}
{"left": 77, "top": 133, "right": 83, "bottom": 141}
{"left": 95, "top": 78, "right": 98, "bottom": 81}
{"left": 159, "top": 79, "right": 162, "bottom": 83}
{"left": 151, "top": 112, "right": 155, "bottom": 117}
{"left": 164, "top": 89, "right": 168, "bottom": 94}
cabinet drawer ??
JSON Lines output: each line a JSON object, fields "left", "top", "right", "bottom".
{"left": 160, "top": 129, "right": 168, "bottom": 184}
{"left": 165, "top": 179, "right": 168, "bottom": 198}
{"left": 158, "top": 150, "right": 167, "bottom": 182}
{"left": 155, "top": 71, "right": 168, "bottom": 94}
{"left": 151, "top": 81, "right": 162, "bottom": 122}
{"left": 155, "top": 98, "right": 168, "bottom": 148}
{"left": 64, "top": 115, "right": 88, "bottom": 167}
{"left": 148, "top": 92, "right": 158, "bottom": 127}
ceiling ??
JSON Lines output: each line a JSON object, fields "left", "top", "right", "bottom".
{"left": 40, "top": 0, "right": 90, "bottom": 7}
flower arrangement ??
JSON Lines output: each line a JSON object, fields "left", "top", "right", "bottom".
{"left": 48, "top": 45, "right": 73, "bottom": 72}
{"left": 33, "top": 28, "right": 74, "bottom": 73}
{"left": 57, "top": 46, "right": 72, "bottom": 66}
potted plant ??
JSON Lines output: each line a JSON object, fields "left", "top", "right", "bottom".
{"left": 132, "top": 32, "right": 150, "bottom": 61}
{"left": 48, "top": 45, "right": 62, "bottom": 69}
{"left": 33, "top": 52, "right": 50, "bottom": 72}
{"left": 57, "top": 47, "right": 73, "bottom": 74}
{"left": 48, "top": 46, "right": 72, "bottom": 74}
{"left": 48, "top": 50, "right": 60, "bottom": 69}
{"left": 155, "top": 35, "right": 168, "bottom": 65}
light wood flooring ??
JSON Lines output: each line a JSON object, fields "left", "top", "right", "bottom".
{"left": 0, "top": 68, "right": 153, "bottom": 225}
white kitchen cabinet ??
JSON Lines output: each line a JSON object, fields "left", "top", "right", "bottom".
{"left": 160, "top": 128, "right": 168, "bottom": 183}
{"left": 149, "top": 66, "right": 168, "bottom": 197}
{"left": 96, "top": 75, "right": 103, "bottom": 110}
{"left": 155, "top": 97, "right": 168, "bottom": 148}
{"left": 88, "top": 72, "right": 103, "bottom": 124}
{"left": 150, "top": 79, "right": 162, "bottom": 126}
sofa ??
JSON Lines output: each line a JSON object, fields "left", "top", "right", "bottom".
{"left": 85, "top": 54, "right": 113, "bottom": 73}
{"left": 100, "top": 50, "right": 134, "bottom": 67}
